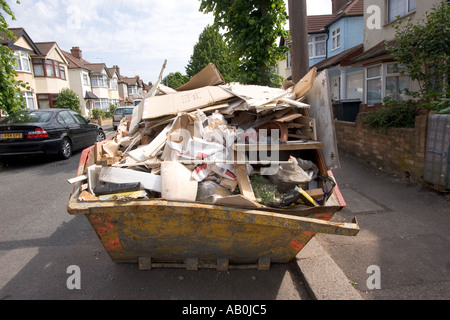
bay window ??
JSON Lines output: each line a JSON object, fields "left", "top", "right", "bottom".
{"left": 33, "top": 59, "right": 66, "bottom": 80}
{"left": 128, "top": 85, "right": 138, "bottom": 95}
{"left": 365, "top": 63, "right": 411, "bottom": 105}
{"left": 94, "top": 98, "right": 109, "bottom": 111}
{"left": 91, "top": 75, "right": 107, "bottom": 87}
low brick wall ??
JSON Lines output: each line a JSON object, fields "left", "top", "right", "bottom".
{"left": 334, "top": 113, "right": 428, "bottom": 181}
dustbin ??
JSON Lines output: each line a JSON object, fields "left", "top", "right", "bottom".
{"left": 333, "top": 99, "right": 361, "bottom": 122}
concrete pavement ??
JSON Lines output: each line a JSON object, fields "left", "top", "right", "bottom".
{"left": 296, "top": 151, "right": 450, "bottom": 300}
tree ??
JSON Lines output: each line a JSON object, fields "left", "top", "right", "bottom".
{"left": 0, "top": 0, "right": 28, "bottom": 116}
{"left": 54, "top": 88, "right": 81, "bottom": 113}
{"left": 199, "top": 0, "right": 288, "bottom": 87}
{"left": 162, "top": 72, "right": 189, "bottom": 89}
{"left": 386, "top": 1, "right": 450, "bottom": 104}
{"left": 186, "top": 24, "right": 234, "bottom": 82}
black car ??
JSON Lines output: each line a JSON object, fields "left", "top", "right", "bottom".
{"left": 0, "top": 109, "right": 105, "bottom": 160}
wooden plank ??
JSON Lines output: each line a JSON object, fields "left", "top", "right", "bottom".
{"left": 275, "top": 113, "right": 302, "bottom": 122}
{"left": 293, "top": 67, "right": 317, "bottom": 99}
{"left": 215, "top": 195, "right": 262, "bottom": 208}
{"left": 234, "top": 164, "right": 256, "bottom": 201}
{"left": 293, "top": 116, "right": 317, "bottom": 141}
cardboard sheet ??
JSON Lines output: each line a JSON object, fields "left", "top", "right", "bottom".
{"left": 177, "top": 63, "right": 225, "bottom": 91}
{"left": 142, "top": 86, "right": 234, "bottom": 120}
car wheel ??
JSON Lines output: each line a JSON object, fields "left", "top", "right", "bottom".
{"left": 97, "top": 130, "right": 106, "bottom": 142}
{"left": 59, "top": 138, "right": 72, "bottom": 160}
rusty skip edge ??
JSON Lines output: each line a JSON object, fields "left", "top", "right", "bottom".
{"left": 67, "top": 147, "right": 359, "bottom": 237}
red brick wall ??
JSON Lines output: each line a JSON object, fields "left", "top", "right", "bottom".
{"left": 334, "top": 112, "right": 428, "bottom": 181}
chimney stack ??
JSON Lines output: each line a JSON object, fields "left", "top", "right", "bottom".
{"left": 332, "top": 0, "right": 350, "bottom": 14}
{"left": 113, "top": 65, "right": 120, "bottom": 76}
{"left": 71, "top": 47, "right": 82, "bottom": 59}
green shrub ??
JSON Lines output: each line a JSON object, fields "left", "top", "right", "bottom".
{"left": 92, "top": 108, "right": 106, "bottom": 120}
{"left": 364, "top": 100, "right": 419, "bottom": 131}
{"left": 54, "top": 88, "right": 81, "bottom": 113}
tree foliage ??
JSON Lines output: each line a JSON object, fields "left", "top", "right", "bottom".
{"left": 386, "top": 1, "right": 450, "bottom": 104}
{"left": 186, "top": 24, "right": 234, "bottom": 82}
{"left": 54, "top": 88, "right": 81, "bottom": 113}
{"left": 162, "top": 72, "right": 189, "bottom": 89}
{"left": 0, "top": 0, "right": 28, "bottom": 116}
{"left": 199, "top": 0, "right": 288, "bottom": 87}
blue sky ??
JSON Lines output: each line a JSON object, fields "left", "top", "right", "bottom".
{"left": 6, "top": 0, "right": 331, "bottom": 84}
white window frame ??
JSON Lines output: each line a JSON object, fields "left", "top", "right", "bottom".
{"left": 82, "top": 73, "right": 89, "bottom": 86}
{"left": 365, "top": 63, "right": 411, "bottom": 105}
{"left": 308, "top": 35, "right": 327, "bottom": 59}
{"left": 366, "top": 64, "right": 383, "bottom": 105}
{"left": 23, "top": 91, "right": 36, "bottom": 110}
{"left": 128, "top": 85, "right": 138, "bottom": 95}
{"left": 109, "top": 77, "right": 118, "bottom": 90}
{"left": 91, "top": 75, "right": 107, "bottom": 88}
{"left": 93, "top": 98, "right": 109, "bottom": 111}
{"left": 331, "top": 28, "right": 341, "bottom": 51}
{"left": 13, "top": 51, "right": 31, "bottom": 72}
{"left": 387, "top": 0, "right": 416, "bottom": 23}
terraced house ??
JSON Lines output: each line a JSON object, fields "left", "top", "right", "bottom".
{"left": 2, "top": 27, "right": 146, "bottom": 117}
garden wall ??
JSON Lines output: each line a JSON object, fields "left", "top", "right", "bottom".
{"left": 334, "top": 109, "right": 428, "bottom": 181}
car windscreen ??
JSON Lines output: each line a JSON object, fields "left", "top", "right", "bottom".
{"left": 0, "top": 111, "right": 52, "bottom": 124}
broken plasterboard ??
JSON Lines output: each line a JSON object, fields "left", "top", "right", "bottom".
{"left": 142, "top": 86, "right": 234, "bottom": 120}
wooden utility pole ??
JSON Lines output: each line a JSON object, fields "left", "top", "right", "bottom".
{"left": 288, "top": 0, "right": 309, "bottom": 83}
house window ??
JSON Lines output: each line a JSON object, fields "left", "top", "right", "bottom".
{"left": 331, "top": 28, "right": 341, "bottom": 51}
{"left": 308, "top": 35, "right": 326, "bottom": 58}
{"left": 82, "top": 73, "right": 89, "bottom": 86}
{"left": 286, "top": 51, "right": 292, "bottom": 69}
{"left": 13, "top": 51, "right": 31, "bottom": 72}
{"left": 32, "top": 59, "right": 66, "bottom": 80}
{"left": 94, "top": 98, "right": 109, "bottom": 111}
{"left": 59, "top": 66, "right": 66, "bottom": 80}
{"left": 91, "top": 75, "right": 107, "bottom": 87}
{"left": 366, "top": 65, "right": 382, "bottom": 105}
{"left": 128, "top": 85, "right": 138, "bottom": 95}
{"left": 23, "top": 91, "right": 35, "bottom": 110}
{"left": 385, "top": 63, "right": 410, "bottom": 101}
{"left": 37, "top": 93, "right": 58, "bottom": 109}
{"left": 109, "top": 77, "right": 118, "bottom": 90}
{"left": 388, "top": 0, "right": 416, "bottom": 23}
{"left": 365, "top": 63, "right": 411, "bottom": 105}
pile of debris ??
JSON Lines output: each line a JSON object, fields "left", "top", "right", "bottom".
{"left": 71, "top": 63, "right": 336, "bottom": 211}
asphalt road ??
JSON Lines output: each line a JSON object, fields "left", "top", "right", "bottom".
{"left": 0, "top": 139, "right": 311, "bottom": 302}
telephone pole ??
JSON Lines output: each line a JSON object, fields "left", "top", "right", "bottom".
{"left": 288, "top": 0, "right": 309, "bottom": 83}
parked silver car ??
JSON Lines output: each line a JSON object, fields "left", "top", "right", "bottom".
{"left": 113, "top": 107, "right": 134, "bottom": 130}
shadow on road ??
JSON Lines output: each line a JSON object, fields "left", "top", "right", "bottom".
{"left": 0, "top": 214, "right": 311, "bottom": 300}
